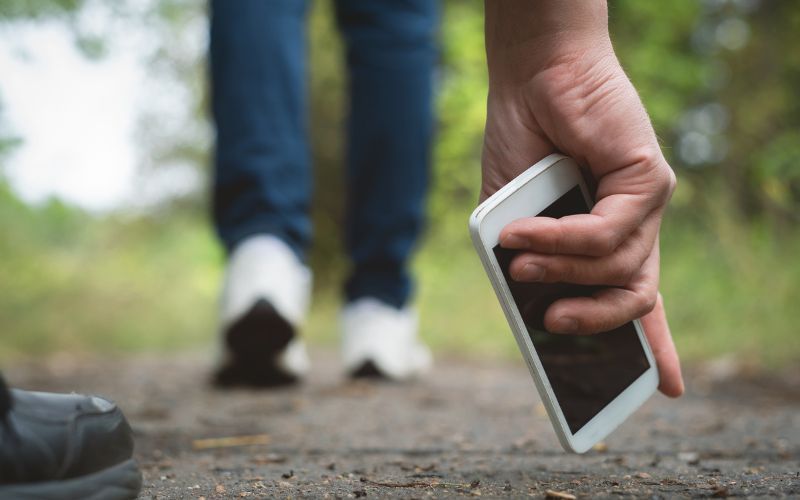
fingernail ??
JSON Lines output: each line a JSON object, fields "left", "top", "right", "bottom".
{"left": 519, "top": 263, "right": 545, "bottom": 281}
{"left": 501, "top": 234, "right": 528, "bottom": 248}
{"left": 551, "top": 316, "right": 579, "bottom": 334}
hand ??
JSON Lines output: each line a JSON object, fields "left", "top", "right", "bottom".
{"left": 482, "top": 0, "right": 683, "bottom": 397}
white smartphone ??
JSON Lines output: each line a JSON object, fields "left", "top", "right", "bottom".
{"left": 469, "top": 153, "right": 659, "bottom": 453}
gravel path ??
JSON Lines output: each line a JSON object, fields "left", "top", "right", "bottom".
{"left": 7, "top": 352, "right": 799, "bottom": 498}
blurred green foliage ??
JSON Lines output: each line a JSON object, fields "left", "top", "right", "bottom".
{"left": 0, "top": 0, "right": 798, "bottom": 369}
{"left": 0, "top": 180, "right": 220, "bottom": 357}
{"left": 0, "top": 0, "right": 84, "bottom": 19}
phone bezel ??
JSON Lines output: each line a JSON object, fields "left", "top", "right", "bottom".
{"left": 469, "top": 153, "right": 659, "bottom": 453}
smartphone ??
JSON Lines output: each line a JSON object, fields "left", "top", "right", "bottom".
{"left": 469, "top": 154, "right": 659, "bottom": 453}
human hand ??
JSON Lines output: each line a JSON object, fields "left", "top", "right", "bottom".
{"left": 482, "top": 0, "right": 683, "bottom": 397}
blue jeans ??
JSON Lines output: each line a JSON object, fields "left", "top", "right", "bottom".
{"left": 210, "top": 0, "right": 437, "bottom": 309}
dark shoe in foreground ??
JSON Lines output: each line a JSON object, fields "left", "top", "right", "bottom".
{"left": 0, "top": 389, "right": 141, "bottom": 500}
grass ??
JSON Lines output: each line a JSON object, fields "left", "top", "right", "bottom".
{"left": 1, "top": 191, "right": 798, "bottom": 371}
{"left": 658, "top": 213, "right": 800, "bottom": 368}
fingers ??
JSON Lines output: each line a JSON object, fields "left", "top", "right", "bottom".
{"left": 499, "top": 192, "right": 655, "bottom": 257}
{"left": 498, "top": 154, "right": 676, "bottom": 258}
{"left": 508, "top": 214, "right": 660, "bottom": 286}
{"left": 640, "top": 293, "right": 684, "bottom": 397}
{"left": 540, "top": 263, "right": 684, "bottom": 399}
{"left": 542, "top": 244, "right": 660, "bottom": 334}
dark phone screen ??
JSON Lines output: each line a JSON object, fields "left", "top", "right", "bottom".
{"left": 492, "top": 186, "right": 650, "bottom": 433}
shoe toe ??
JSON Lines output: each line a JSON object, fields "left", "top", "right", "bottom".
{"left": 3, "top": 390, "right": 134, "bottom": 483}
{"left": 342, "top": 299, "right": 433, "bottom": 381}
{"left": 89, "top": 395, "right": 117, "bottom": 412}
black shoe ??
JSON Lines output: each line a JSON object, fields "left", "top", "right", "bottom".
{"left": 350, "top": 360, "right": 391, "bottom": 380}
{"left": 213, "top": 298, "right": 301, "bottom": 388}
{"left": 0, "top": 388, "right": 142, "bottom": 499}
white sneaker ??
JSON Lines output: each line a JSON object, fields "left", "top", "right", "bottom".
{"left": 214, "top": 234, "right": 312, "bottom": 387}
{"left": 341, "top": 298, "right": 433, "bottom": 380}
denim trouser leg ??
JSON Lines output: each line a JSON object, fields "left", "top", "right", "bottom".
{"left": 336, "top": 0, "right": 438, "bottom": 308}
{"left": 210, "top": 0, "right": 312, "bottom": 259}
{"left": 211, "top": 0, "right": 436, "bottom": 308}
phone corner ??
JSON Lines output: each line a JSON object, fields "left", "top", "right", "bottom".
{"left": 556, "top": 432, "right": 588, "bottom": 454}
{"left": 468, "top": 209, "right": 485, "bottom": 248}
{"left": 468, "top": 202, "right": 483, "bottom": 229}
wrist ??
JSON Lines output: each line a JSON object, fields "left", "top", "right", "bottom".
{"left": 485, "top": 0, "right": 612, "bottom": 87}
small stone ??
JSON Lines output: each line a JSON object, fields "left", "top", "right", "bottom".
{"left": 712, "top": 486, "right": 730, "bottom": 498}
{"left": 545, "top": 489, "right": 577, "bottom": 500}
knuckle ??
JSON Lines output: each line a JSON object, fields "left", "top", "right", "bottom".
{"left": 635, "top": 144, "right": 663, "bottom": 168}
{"left": 634, "top": 290, "right": 658, "bottom": 316}
{"left": 633, "top": 145, "right": 676, "bottom": 205}
{"left": 666, "top": 168, "right": 678, "bottom": 197}
{"left": 655, "top": 165, "right": 678, "bottom": 204}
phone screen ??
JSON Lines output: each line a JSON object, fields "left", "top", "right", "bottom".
{"left": 492, "top": 186, "right": 650, "bottom": 433}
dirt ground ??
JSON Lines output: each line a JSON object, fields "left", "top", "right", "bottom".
{"left": 7, "top": 351, "right": 799, "bottom": 499}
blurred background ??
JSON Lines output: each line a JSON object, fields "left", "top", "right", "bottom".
{"left": 0, "top": 0, "right": 797, "bottom": 372}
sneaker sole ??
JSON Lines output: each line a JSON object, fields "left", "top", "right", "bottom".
{"left": 350, "top": 360, "right": 391, "bottom": 380}
{"left": 213, "top": 299, "right": 298, "bottom": 388}
{"left": 0, "top": 458, "right": 141, "bottom": 500}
